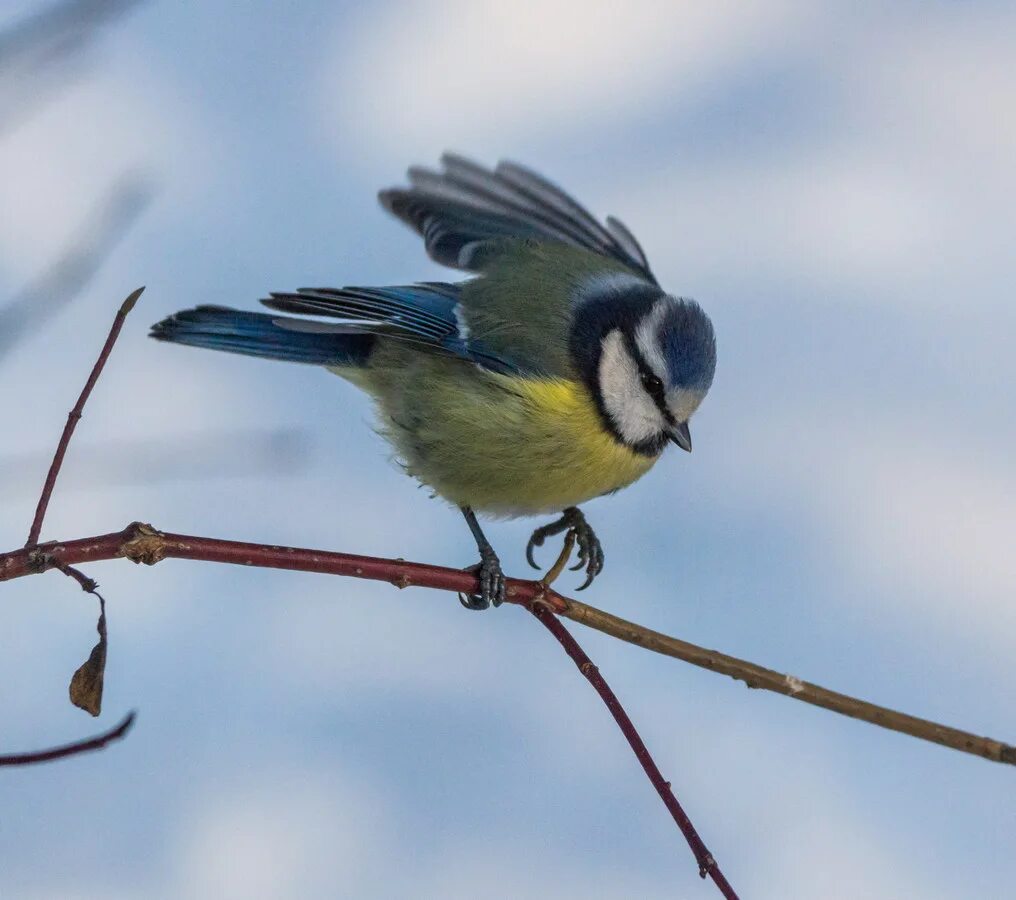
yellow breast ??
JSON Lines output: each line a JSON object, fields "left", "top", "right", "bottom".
{"left": 418, "top": 374, "right": 659, "bottom": 517}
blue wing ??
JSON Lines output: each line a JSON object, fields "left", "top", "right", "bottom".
{"left": 379, "top": 153, "right": 657, "bottom": 284}
{"left": 260, "top": 283, "right": 520, "bottom": 374}
{"left": 153, "top": 284, "right": 522, "bottom": 373}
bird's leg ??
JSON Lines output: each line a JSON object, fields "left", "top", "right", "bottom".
{"left": 459, "top": 506, "right": 506, "bottom": 610}
{"left": 526, "top": 506, "right": 605, "bottom": 591}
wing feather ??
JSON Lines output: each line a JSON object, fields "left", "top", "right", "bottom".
{"left": 261, "top": 284, "right": 518, "bottom": 374}
{"left": 380, "top": 154, "right": 657, "bottom": 283}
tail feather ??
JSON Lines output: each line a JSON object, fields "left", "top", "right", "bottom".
{"left": 150, "top": 305, "right": 374, "bottom": 366}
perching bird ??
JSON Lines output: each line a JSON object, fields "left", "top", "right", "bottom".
{"left": 151, "top": 154, "right": 716, "bottom": 609}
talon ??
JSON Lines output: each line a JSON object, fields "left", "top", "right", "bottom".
{"left": 459, "top": 507, "right": 506, "bottom": 611}
{"left": 460, "top": 551, "right": 504, "bottom": 610}
{"left": 525, "top": 539, "right": 541, "bottom": 570}
{"left": 526, "top": 507, "right": 606, "bottom": 591}
{"left": 459, "top": 591, "right": 489, "bottom": 611}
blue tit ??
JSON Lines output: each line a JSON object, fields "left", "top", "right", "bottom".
{"left": 151, "top": 154, "right": 716, "bottom": 609}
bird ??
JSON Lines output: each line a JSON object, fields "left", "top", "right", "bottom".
{"left": 151, "top": 154, "right": 716, "bottom": 609}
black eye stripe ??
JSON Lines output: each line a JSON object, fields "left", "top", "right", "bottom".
{"left": 639, "top": 367, "right": 672, "bottom": 420}
{"left": 622, "top": 329, "right": 674, "bottom": 423}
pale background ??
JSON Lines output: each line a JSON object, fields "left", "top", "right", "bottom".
{"left": 1, "top": 2, "right": 1014, "bottom": 898}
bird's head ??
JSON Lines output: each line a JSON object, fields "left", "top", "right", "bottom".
{"left": 572, "top": 275, "right": 716, "bottom": 456}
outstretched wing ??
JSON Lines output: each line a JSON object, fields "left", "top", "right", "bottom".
{"left": 379, "top": 153, "right": 657, "bottom": 284}
{"left": 260, "top": 283, "right": 520, "bottom": 374}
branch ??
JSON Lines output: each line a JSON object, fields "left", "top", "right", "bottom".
{"left": 0, "top": 711, "right": 135, "bottom": 766}
{"left": 1, "top": 523, "right": 1012, "bottom": 767}
{"left": 530, "top": 602, "right": 737, "bottom": 897}
{"left": 25, "top": 285, "right": 144, "bottom": 547}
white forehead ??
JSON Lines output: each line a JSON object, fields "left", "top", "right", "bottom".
{"left": 633, "top": 300, "right": 669, "bottom": 382}
{"left": 580, "top": 270, "right": 650, "bottom": 300}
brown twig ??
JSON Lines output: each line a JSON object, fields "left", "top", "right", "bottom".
{"left": 25, "top": 286, "right": 143, "bottom": 547}
{"left": 529, "top": 603, "right": 738, "bottom": 897}
{"left": 1, "top": 523, "right": 1012, "bottom": 767}
{"left": 539, "top": 528, "right": 576, "bottom": 587}
{"left": 0, "top": 711, "right": 135, "bottom": 767}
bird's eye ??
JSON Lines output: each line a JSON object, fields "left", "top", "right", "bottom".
{"left": 640, "top": 371, "right": 664, "bottom": 399}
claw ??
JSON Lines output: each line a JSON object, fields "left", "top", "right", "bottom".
{"left": 525, "top": 537, "right": 542, "bottom": 570}
{"left": 526, "top": 507, "right": 605, "bottom": 591}
{"left": 459, "top": 591, "right": 489, "bottom": 611}
{"left": 460, "top": 549, "right": 505, "bottom": 610}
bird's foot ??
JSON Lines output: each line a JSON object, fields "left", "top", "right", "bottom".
{"left": 459, "top": 546, "right": 506, "bottom": 610}
{"left": 526, "top": 507, "right": 604, "bottom": 590}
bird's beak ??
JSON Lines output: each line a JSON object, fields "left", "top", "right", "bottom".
{"left": 668, "top": 422, "right": 693, "bottom": 453}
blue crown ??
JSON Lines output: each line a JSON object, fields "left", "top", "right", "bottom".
{"left": 659, "top": 299, "right": 716, "bottom": 391}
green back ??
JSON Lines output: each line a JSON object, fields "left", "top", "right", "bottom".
{"left": 459, "top": 240, "right": 637, "bottom": 379}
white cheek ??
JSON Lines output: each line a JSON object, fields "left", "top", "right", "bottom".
{"left": 598, "top": 330, "right": 665, "bottom": 444}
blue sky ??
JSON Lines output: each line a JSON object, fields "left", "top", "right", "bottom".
{"left": 1, "top": 2, "right": 1014, "bottom": 898}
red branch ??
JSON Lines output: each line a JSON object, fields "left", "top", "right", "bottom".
{"left": 0, "top": 523, "right": 737, "bottom": 894}
{"left": 0, "top": 711, "right": 135, "bottom": 766}
{"left": 25, "top": 286, "right": 144, "bottom": 548}
{"left": 2, "top": 524, "right": 565, "bottom": 608}
{"left": 530, "top": 603, "right": 738, "bottom": 898}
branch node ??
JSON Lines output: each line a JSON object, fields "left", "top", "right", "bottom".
{"left": 121, "top": 522, "right": 167, "bottom": 566}
{"left": 699, "top": 854, "right": 717, "bottom": 879}
{"left": 527, "top": 592, "right": 555, "bottom": 615}
{"left": 26, "top": 548, "right": 53, "bottom": 574}
{"left": 784, "top": 674, "right": 805, "bottom": 695}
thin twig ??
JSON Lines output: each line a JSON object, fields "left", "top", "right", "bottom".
{"left": 25, "top": 286, "right": 143, "bottom": 547}
{"left": 1, "top": 524, "right": 1012, "bottom": 767}
{"left": 0, "top": 710, "right": 135, "bottom": 766}
{"left": 554, "top": 599, "right": 1016, "bottom": 765}
{"left": 529, "top": 603, "right": 738, "bottom": 898}
{"left": 540, "top": 529, "right": 576, "bottom": 586}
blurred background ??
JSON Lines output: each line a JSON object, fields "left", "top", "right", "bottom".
{"left": 1, "top": 2, "right": 1014, "bottom": 897}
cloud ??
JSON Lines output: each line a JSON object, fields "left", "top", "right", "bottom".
{"left": 176, "top": 767, "right": 392, "bottom": 900}
{"left": 318, "top": 0, "right": 809, "bottom": 161}
{"left": 0, "top": 52, "right": 211, "bottom": 282}
{"left": 610, "top": 7, "right": 1016, "bottom": 306}
{"left": 738, "top": 413, "right": 1016, "bottom": 652}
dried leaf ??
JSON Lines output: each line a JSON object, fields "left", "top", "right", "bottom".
{"left": 69, "top": 604, "right": 106, "bottom": 717}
